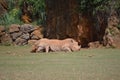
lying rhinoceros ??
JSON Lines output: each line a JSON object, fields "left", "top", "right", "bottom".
{"left": 31, "top": 38, "right": 81, "bottom": 53}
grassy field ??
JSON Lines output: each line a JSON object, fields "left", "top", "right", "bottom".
{"left": 0, "top": 45, "right": 120, "bottom": 80}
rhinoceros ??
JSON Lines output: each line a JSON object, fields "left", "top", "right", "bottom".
{"left": 31, "top": 38, "right": 81, "bottom": 53}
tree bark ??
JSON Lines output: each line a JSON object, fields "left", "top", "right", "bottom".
{"left": 0, "top": 0, "right": 7, "bottom": 16}
{"left": 45, "top": 0, "right": 79, "bottom": 41}
{"left": 45, "top": 0, "right": 103, "bottom": 47}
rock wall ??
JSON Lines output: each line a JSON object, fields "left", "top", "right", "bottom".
{"left": 0, "top": 24, "right": 43, "bottom": 45}
{"left": 0, "top": 26, "right": 12, "bottom": 45}
{"left": 103, "top": 11, "right": 120, "bottom": 48}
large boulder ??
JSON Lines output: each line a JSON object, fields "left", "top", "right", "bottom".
{"left": 103, "top": 11, "right": 120, "bottom": 48}
{"left": 88, "top": 41, "right": 102, "bottom": 48}
{"left": 0, "top": 26, "right": 5, "bottom": 36}
{"left": 9, "top": 24, "right": 20, "bottom": 33}
{"left": 0, "top": 26, "right": 5, "bottom": 32}
{"left": 13, "top": 33, "right": 30, "bottom": 45}
{"left": 30, "top": 27, "right": 43, "bottom": 40}
{"left": 10, "top": 32, "right": 23, "bottom": 41}
{"left": 15, "top": 38, "right": 28, "bottom": 46}
{"left": 0, "top": 33, "right": 12, "bottom": 45}
{"left": 113, "top": 35, "right": 120, "bottom": 48}
{"left": 20, "top": 33, "right": 30, "bottom": 40}
{"left": 20, "top": 24, "right": 34, "bottom": 33}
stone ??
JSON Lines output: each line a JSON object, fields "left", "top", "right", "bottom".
{"left": 113, "top": 35, "right": 120, "bottom": 48}
{"left": 9, "top": 24, "right": 20, "bottom": 33}
{"left": 103, "top": 11, "right": 120, "bottom": 48}
{"left": 15, "top": 38, "right": 27, "bottom": 45}
{"left": 30, "top": 27, "right": 43, "bottom": 40}
{"left": 0, "top": 26, "right": 5, "bottom": 36}
{"left": 20, "top": 24, "right": 34, "bottom": 33}
{"left": 0, "top": 33, "right": 12, "bottom": 44}
{"left": 0, "top": 26, "right": 5, "bottom": 32}
{"left": 103, "top": 33, "right": 115, "bottom": 48}
{"left": 10, "top": 32, "right": 23, "bottom": 40}
{"left": 20, "top": 33, "right": 30, "bottom": 40}
{"left": 88, "top": 41, "right": 102, "bottom": 48}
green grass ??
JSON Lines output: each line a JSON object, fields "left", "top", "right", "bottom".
{"left": 0, "top": 46, "right": 120, "bottom": 80}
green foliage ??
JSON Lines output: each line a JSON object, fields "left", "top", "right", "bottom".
{"left": 20, "top": 0, "right": 46, "bottom": 25}
{"left": 0, "top": 0, "right": 23, "bottom": 26}
{"left": 77, "top": 0, "right": 108, "bottom": 13}
{"left": 77, "top": 0, "right": 120, "bottom": 15}
{"left": 29, "top": 0, "right": 46, "bottom": 25}
{"left": 0, "top": 8, "right": 23, "bottom": 26}
{"left": 27, "top": 0, "right": 45, "bottom": 13}
{"left": 0, "top": 0, "right": 45, "bottom": 26}
{"left": 7, "top": 0, "right": 15, "bottom": 11}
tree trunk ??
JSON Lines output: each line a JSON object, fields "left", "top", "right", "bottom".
{"left": 45, "top": 0, "right": 99, "bottom": 47}
{"left": 0, "top": 0, "right": 7, "bottom": 16}
{"left": 78, "top": 13, "right": 94, "bottom": 47}
{"left": 45, "top": 0, "right": 79, "bottom": 41}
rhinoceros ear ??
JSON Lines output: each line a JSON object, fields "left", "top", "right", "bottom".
{"left": 70, "top": 39, "right": 74, "bottom": 43}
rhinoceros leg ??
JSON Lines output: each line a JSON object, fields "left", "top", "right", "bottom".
{"left": 62, "top": 46, "right": 72, "bottom": 52}
{"left": 36, "top": 46, "right": 44, "bottom": 52}
{"left": 45, "top": 46, "right": 50, "bottom": 53}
